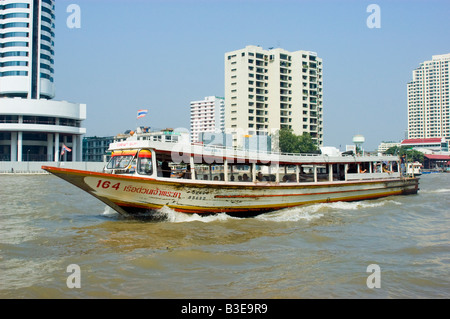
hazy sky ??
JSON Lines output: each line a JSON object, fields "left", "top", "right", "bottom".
{"left": 54, "top": 0, "right": 450, "bottom": 150}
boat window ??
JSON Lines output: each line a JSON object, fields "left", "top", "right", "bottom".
{"left": 155, "top": 153, "right": 173, "bottom": 178}
{"left": 106, "top": 150, "right": 137, "bottom": 170}
{"left": 336, "top": 164, "right": 346, "bottom": 181}
{"left": 178, "top": 163, "right": 193, "bottom": 179}
{"left": 193, "top": 163, "right": 225, "bottom": 181}
{"left": 255, "top": 164, "right": 275, "bottom": 182}
{"left": 137, "top": 149, "right": 153, "bottom": 175}
{"left": 347, "top": 163, "right": 358, "bottom": 174}
{"left": 359, "top": 162, "right": 370, "bottom": 174}
{"left": 373, "top": 162, "right": 381, "bottom": 173}
{"left": 299, "top": 165, "right": 315, "bottom": 183}
{"left": 194, "top": 164, "right": 209, "bottom": 180}
{"left": 279, "top": 164, "right": 297, "bottom": 183}
{"left": 227, "top": 164, "right": 251, "bottom": 182}
{"left": 211, "top": 164, "right": 224, "bottom": 181}
{"left": 391, "top": 161, "right": 399, "bottom": 172}
{"left": 316, "top": 165, "right": 328, "bottom": 182}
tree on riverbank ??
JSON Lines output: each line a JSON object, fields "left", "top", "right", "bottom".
{"left": 385, "top": 146, "right": 424, "bottom": 163}
{"left": 275, "top": 128, "right": 320, "bottom": 154}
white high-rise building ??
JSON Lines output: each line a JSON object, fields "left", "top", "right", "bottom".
{"left": 0, "top": 0, "right": 86, "bottom": 162}
{"left": 0, "top": 0, "right": 55, "bottom": 98}
{"left": 190, "top": 96, "right": 225, "bottom": 143}
{"left": 407, "top": 53, "right": 450, "bottom": 140}
{"left": 224, "top": 45, "right": 323, "bottom": 148}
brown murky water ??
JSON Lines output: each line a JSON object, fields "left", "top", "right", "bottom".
{"left": 1, "top": 173, "right": 449, "bottom": 298}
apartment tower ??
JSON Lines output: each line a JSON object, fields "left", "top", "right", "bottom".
{"left": 407, "top": 53, "right": 450, "bottom": 140}
{"left": 224, "top": 45, "right": 323, "bottom": 148}
{"left": 0, "top": 0, "right": 86, "bottom": 162}
{"left": 190, "top": 96, "right": 225, "bottom": 143}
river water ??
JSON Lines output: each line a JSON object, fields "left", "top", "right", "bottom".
{"left": 0, "top": 173, "right": 449, "bottom": 299}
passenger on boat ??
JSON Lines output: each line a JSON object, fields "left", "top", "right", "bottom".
{"left": 161, "top": 160, "right": 171, "bottom": 178}
{"left": 256, "top": 172, "right": 265, "bottom": 182}
{"left": 242, "top": 174, "right": 250, "bottom": 181}
{"left": 180, "top": 165, "right": 192, "bottom": 179}
{"left": 382, "top": 164, "right": 393, "bottom": 174}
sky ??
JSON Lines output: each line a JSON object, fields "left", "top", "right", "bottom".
{"left": 54, "top": 0, "right": 450, "bottom": 151}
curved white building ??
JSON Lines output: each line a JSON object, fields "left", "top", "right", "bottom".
{"left": 0, "top": 98, "right": 86, "bottom": 161}
{"left": 0, "top": 0, "right": 86, "bottom": 162}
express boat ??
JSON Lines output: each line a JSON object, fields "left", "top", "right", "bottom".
{"left": 42, "top": 130, "right": 419, "bottom": 217}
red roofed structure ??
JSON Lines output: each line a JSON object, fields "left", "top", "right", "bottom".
{"left": 401, "top": 138, "right": 448, "bottom": 153}
{"left": 401, "top": 138, "right": 443, "bottom": 145}
{"left": 423, "top": 154, "right": 450, "bottom": 170}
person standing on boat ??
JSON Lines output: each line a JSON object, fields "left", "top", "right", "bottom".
{"left": 400, "top": 154, "right": 406, "bottom": 176}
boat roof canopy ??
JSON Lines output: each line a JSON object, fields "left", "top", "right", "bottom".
{"left": 108, "top": 140, "right": 400, "bottom": 166}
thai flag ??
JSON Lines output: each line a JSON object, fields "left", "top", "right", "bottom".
{"left": 61, "top": 144, "right": 72, "bottom": 155}
{"left": 137, "top": 109, "right": 148, "bottom": 119}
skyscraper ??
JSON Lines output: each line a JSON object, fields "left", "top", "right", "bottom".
{"left": 0, "top": 0, "right": 54, "bottom": 98}
{"left": 190, "top": 96, "right": 225, "bottom": 143}
{"left": 224, "top": 45, "right": 323, "bottom": 148}
{"left": 407, "top": 53, "right": 450, "bottom": 140}
{"left": 0, "top": 0, "right": 86, "bottom": 162}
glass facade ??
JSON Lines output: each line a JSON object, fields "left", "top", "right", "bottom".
{"left": 0, "top": 0, "right": 55, "bottom": 97}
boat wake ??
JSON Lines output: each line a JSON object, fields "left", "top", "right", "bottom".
{"left": 101, "top": 205, "right": 238, "bottom": 223}
{"left": 152, "top": 206, "right": 237, "bottom": 223}
{"left": 102, "top": 206, "right": 120, "bottom": 218}
{"left": 421, "top": 188, "right": 450, "bottom": 194}
{"left": 255, "top": 200, "right": 400, "bottom": 222}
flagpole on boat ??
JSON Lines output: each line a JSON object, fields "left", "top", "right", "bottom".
{"left": 136, "top": 109, "right": 149, "bottom": 132}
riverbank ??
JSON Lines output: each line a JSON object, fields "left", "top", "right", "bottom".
{"left": 0, "top": 161, "right": 105, "bottom": 174}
